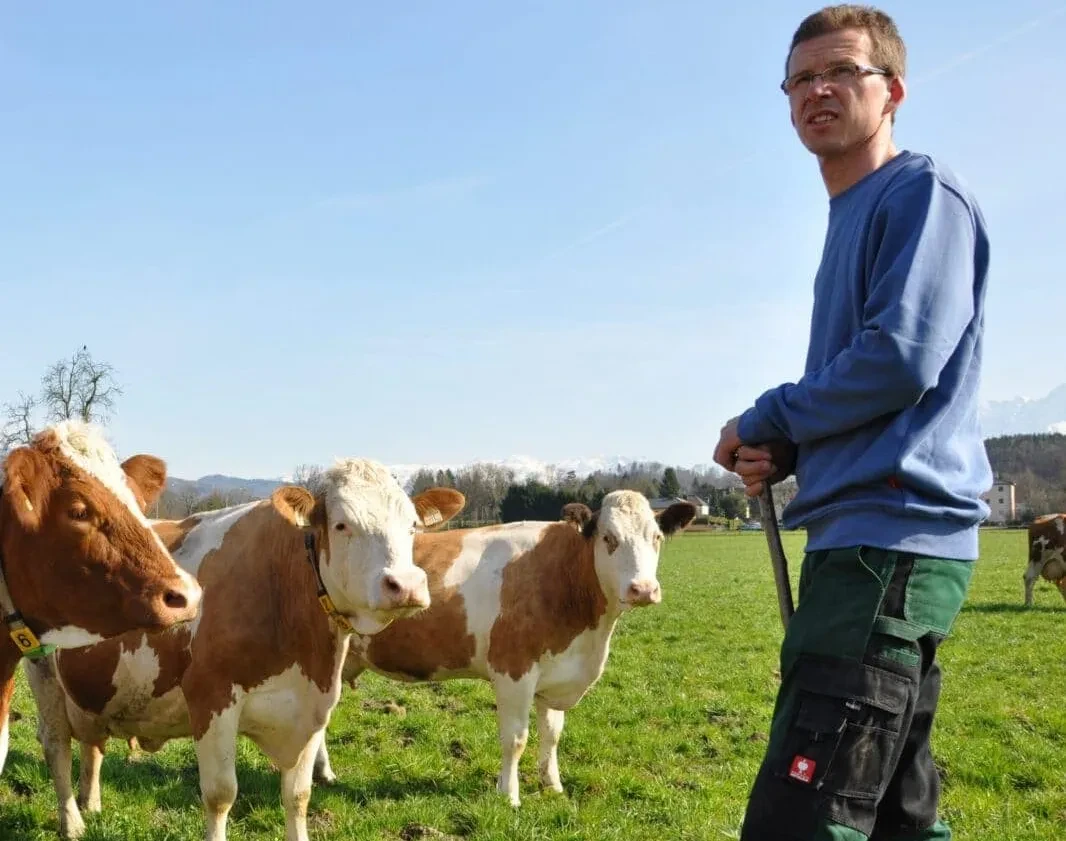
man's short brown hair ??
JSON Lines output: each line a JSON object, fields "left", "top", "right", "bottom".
{"left": 786, "top": 4, "right": 907, "bottom": 80}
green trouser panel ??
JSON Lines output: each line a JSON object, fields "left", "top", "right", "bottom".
{"left": 739, "top": 547, "right": 972, "bottom": 841}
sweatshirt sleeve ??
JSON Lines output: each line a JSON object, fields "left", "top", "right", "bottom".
{"left": 737, "top": 171, "right": 981, "bottom": 446}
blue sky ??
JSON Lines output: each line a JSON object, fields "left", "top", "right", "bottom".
{"left": 2, "top": 1, "right": 1064, "bottom": 479}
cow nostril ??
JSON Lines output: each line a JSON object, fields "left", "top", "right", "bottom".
{"left": 383, "top": 575, "right": 404, "bottom": 596}
{"left": 163, "top": 590, "right": 188, "bottom": 610}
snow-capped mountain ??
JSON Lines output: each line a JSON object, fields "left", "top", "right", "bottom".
{"left": 980, "top": 384, "right": 1066, "bottom": 438}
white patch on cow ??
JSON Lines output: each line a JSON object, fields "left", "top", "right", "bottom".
{"left": 40, "top": 626, "right": 107, "bottom": 649}
{"left": 52, "top": 420, "right": 151, "bottom": 525}
{"left": 241, "top": 643, "right": 348, "bottom": 769}
{"left": 158, "top": 500, "right": 261, "bottom": 578}
{"left": 449, "top": 522, "right": 549, "bottom": 669}
{"left": 1034, "top": 535, "right": 1049, "bottom": 551}
{"left": 1056, "top": 517, "right": 1065, "bottom": 535}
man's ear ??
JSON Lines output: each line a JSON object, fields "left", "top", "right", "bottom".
{"left": 884, "top": 75, "right": 906, "bottom": 117}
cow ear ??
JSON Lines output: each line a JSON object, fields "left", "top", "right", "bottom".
{"left": 271, "top": 486, "right": 318, "bottom": 528}
{"left": 561, "top": 503, "right": 593, "bottom": 530}
{"left": 2, "top": 447, "right": 48, "bottom": 531}
{"left": 659, "top": 502, "right": 697, "bottom": 536}
{"left": 412, "top": 488, "right": 465, "bottom": 529}
{"left": 121, "top": 455, "right": 167, "bottom": 512}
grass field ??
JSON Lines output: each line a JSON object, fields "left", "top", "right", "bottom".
{"left": 1, "top": 528, "right": 1064, "bottom": 840}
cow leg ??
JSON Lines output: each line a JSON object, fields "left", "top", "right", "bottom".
{"left": 493, "top": 675, "right": 536, "bottom": 806}
{"left": 0, "top": 640, "right": 20, "bottom": 776}
{"left": 0, "top": 674, "right": 14, "bottom": 777}
{"left": 196, "top": 706, "right": 241, "bottom": 841}
{"left": 23, "top": 658, "right": 85, "bottom": 839}
{"left": 311, "top": 735, "right": 337, "bottom": 785}
{"left": 1024, "top": 559, "right": 1043, "bottom": 606}
{"left": 535, "top": 698, "right": 565, "bottom": 794}
{"left": 281, "top": 729, "right": 323, "bottom": 841}
{"left": 77, "top": 740, "right": 105, "bottom": 812}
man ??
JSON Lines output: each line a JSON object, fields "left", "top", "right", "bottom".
{"left": 712, "top": 5, "right": 992, "bottom": 840}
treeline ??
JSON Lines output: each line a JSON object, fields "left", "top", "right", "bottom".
{"left": 985, "top": 433, "right": 1066, "bottom": 519}
{"left": 401, "top": 462, "right": 753, "bottom": 525}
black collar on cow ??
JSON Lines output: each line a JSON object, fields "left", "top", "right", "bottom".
{"left": 0, "top": 548, "right": 57, "bottom": 661}
{"left": 304, "top": 532, "right": 356, "bottom": 634}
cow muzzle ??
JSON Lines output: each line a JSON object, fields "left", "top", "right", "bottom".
{"left": 623, "top": 579, "right": 661, "bottom": 607}
{"left": 148, "top": 571, "right": 202, "bottom": 626}
{"left": 379, "top": 569, "right": 431, "bottom": 613}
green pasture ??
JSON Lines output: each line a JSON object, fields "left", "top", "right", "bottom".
{"left": 2, "top": 528, "right": 1062, "bottom": 840}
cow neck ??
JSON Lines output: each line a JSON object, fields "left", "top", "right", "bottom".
{"left": 303, "top": 531, "right": 393, "bottom": 635}
{"left": 0, "top": 546, "right": 56, "bottom": 661}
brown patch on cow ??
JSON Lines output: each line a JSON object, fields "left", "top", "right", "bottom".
{"left": 364, "top": 530, "right": 476, "bottom": 680}
{"left": 487, "top": 523, "right": 606, "bottom": 681}
{"left": 182, "top": 501, "right": 337, "bottom": 739}
{"left": 55, "top": 624, "right": 194, "bottom": 716}
{"left": 55, "top": 639, "right": 125, "bottom": 715}
{"left": 153, "top": 516, "right": 203, "bottom": 554}
{"left": 151, "top": 624, "right": 193, "bottom": 697}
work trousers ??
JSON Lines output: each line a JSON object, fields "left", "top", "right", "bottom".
{"left": 739, "top": 546, "right": 973, "bottom": 840}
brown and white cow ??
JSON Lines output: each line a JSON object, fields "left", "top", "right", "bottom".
{"left": 1024, "top": 513, "right": 1066, "bottom": 606}
{"left": 22, "top": 459, "right": 464, "bottom": 840}
{"left": 0, "top": 420, "right": 202, "bottom": 776}
{"left": 311, "top": 490, "right": 697, "bottom": 806}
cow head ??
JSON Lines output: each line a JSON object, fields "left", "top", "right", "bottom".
{"left": 0, "top": 421, "right": 203, "bottom": 648}
{"left": 582, "top": 490, "right": 696, "bottom": 609}
{"left": 271, "top": 460, "right": 465, "bottom": 634}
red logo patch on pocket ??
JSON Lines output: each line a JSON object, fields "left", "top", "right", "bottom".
{"left": 789, "top": 755, "right": 816, "bottom": 783}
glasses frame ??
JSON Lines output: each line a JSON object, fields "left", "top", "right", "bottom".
{"left": 780, "top": 61, "right": 889, "bottom": 95}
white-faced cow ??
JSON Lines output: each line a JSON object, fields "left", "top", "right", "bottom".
{"left": 0, "top": 420, "right": 202, "bottom": 776}
{"left": 22, "top": 459, "right": 464, "bottom": 840}
{"left": 311, "top": 490, "right": 697, "bottom": 806}
{"left": 1024, "top": 513, "right": 1066, "bottom": 606}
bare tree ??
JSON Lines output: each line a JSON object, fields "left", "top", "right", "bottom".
{"left": 1, "top": 391, "right": 38, "bottom": 453}
{"left": 292, "top": 463, "right": 326, "bottom": 496}
{"left": 40, "top": 345, "right": 123, "bottom": 425}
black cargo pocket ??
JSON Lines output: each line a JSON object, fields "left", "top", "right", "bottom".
{"left": 774, "top": 654, "right": 912, "bottom": 801}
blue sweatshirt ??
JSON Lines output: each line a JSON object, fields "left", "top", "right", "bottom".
{"left": 737, "top": 150, "right": 992, "bottom": 561}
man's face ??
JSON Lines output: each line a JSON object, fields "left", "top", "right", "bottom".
{"left": 784, "top": 28, "right": 902, "bottom": 158}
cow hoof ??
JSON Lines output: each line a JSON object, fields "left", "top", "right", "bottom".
{"left": 60, "top": 812, "right": 87, "bottom": 840}
{"left": 314, "top": 769, "right": 338, "bottom": 786}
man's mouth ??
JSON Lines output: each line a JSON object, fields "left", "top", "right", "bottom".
{"left": 807, "top": 110, "right": 838, "bottom": 125}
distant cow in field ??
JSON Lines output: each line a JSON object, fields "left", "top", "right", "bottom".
{"left": 19, "top": 460, "right": 464, "bottom": 840}
{"left": 311, "top": 490, "right": 697, "bottom": 806}
{"left": 0, "top": 420, "right": 202, "bottom": 776}
{"left": 560, "top": 502, "right": 592, "bottom": 531}
{"left": 1024, "top": 513, "right": 1066, "bottom": 606}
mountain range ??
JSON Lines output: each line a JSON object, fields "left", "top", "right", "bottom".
{"left": 164, "top": 385, "right": 1066, "bottom": 501}
{"left": 979, "top": 384, "right": 1066, "bottom": 438}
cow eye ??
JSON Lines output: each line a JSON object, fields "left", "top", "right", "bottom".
{"left": 334, "top": 522, "right": 346, "bottom": 532}
{"left": 69, "top": 503, "right": 91, "bottom": 521}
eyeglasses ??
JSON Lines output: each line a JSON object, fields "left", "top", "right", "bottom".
{"left": 780, "top": 61, "right": 889, "bottom": 95}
